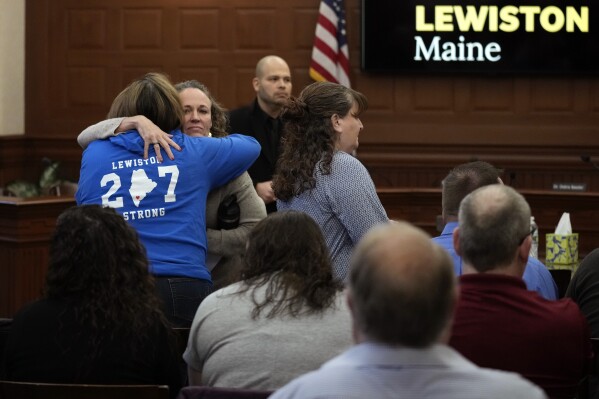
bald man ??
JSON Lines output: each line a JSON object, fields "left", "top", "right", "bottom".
{"left": 270, "top": 222, "right": 546, "bottom": 399}
{"left": 450, "top": 185, "right": 592, "bottom": 399}
{"left": 229, "top": 55, "right": 292, "bottom": 213}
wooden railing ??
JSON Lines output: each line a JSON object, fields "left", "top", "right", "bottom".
{"left": 1, "top": 189, "right": 597, "bottom": 317}
{"left": 378, "top": 188, "right": 599, "bottom": 262}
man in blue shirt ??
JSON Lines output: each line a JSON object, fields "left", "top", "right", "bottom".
{"left": 432, "top": 161, "right": 558, "bottom": 300}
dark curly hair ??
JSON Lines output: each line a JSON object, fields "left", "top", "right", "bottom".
{"left": 273, "top": 81, "right": 367, "bottom": 201}
{"left": 175, "top": 80, "right": 230, "bottom": 137}
{"left": 237, "top": 210, "right": 343, "bottom": 319}
{"left": 45, "top": 205, "right": 172, "bottom": 356}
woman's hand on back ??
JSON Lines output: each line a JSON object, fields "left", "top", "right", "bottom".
{"left": 118, "top": 115, "right": 182, "bottom": 162}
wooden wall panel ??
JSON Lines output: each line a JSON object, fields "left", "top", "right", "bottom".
{"left": 378, "top": 188, "right": 599, "bottom": 262}
{"left": 360, "top": 143, "right": 599, "bottom": 191}
{"left": 27, "top": 0, "right": 599, "bottom": 143}
{"left": 0, "top": 137, "right": 29, "bottom": 188}
{"left": 19, "top": 0, "right": 599, "bottom": 198}
{"left": 0, "top": 196, "right": 76, "bottom": 317}
{"left": 0, "top": 136, "right": 82, "bottom": 189}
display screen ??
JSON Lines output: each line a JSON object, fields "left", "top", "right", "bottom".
{"left": 361, "top": 0, "right": 599, "bottom": 74}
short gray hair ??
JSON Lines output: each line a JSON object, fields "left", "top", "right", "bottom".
{"left": 458, "top": 185, "right": 531, "bottom": 272}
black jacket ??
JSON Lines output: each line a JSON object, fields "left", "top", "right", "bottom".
{"left": 229, "top": 99, "right": 282, "bottom": 213}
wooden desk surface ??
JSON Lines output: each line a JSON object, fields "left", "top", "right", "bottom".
{"left": 0, "top": 189, "right": 597, "bottom": 316}
{"left": 0, "top": 196, "right": 76, "bottom": 317}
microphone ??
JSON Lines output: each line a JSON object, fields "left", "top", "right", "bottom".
{"left": 581, "top": 154, "right": 599, "bottom": 171}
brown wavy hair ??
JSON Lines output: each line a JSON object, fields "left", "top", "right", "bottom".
{"left": 237, "top": 210, "right": 343, "bottom": 319}
{"left": 107, "top": 72, "right": 183, "bottom": 132}
{"left": 273, "top": 81, "right": 367, "bottom": 201}
{"left": 44, "top": 205, "right": 172, "bottom": 356}
{"left": 175, "top": 80, "right": 230, "bottom": 137}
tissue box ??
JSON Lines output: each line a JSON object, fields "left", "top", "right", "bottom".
{"left": 545, "top": 233, "right": 579, "bottom": 269}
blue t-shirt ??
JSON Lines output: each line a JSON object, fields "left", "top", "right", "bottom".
{"left": 76, "top": 130, "right": 260, "bottom": 281}
{"left": 432, "top": 221, "right": 559, "bottom": 300}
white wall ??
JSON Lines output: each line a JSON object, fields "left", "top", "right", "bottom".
{"left": 0, "top": 0, "right": 25, "bottom": 136}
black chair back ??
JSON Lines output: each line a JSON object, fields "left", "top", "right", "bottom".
{"left": 0, "top": 380, "right": 169, "bottom": 399}
{"left": 177, "top": 386, "right": 272, "bottom": 399}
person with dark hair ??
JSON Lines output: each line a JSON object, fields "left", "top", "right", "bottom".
{"left": 567, "top": 248, "right": 599, "bottom": 337}
{"left": 76, "top": 73, "right": 260, "bottom": 327}
{"left": 432, "top": 160, "right": 558, "bottom": 300}
{"left": 270, "top": 222, "right": 546, "bottom": 399}
{"left": 273, "top": 81, "right": 388, "bottom": 282}
{"left": 2, "top": 205, "right": 181, "bottom": 397}
{"left": 77, "top": 79, "right": 267, "bottom": 289}
{"left": 174, "top": 79, "right": 267, "bottom": 287}
{"left": 450, "top": 185, "right": 592, "bottom": 399}
{"left": 183, "top": 211, "right": 352, "bottom": 390}
{"left": 175, "top": 80, "right": 230, "bottom": 137}
{"left": 229, "top": 55, "right": 293, "bottom": 213}
{"left": 566, "top": 249, "right": 599, "bottom": 398}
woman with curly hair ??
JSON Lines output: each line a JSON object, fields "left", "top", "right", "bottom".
{"left": 2, "top": 205, "right": 182, "bottom": 396}
{"left": 183, "top": 211, "right": 352, "bottom": 390}
{"left": 77, "top": 79, "right": 266, "bottom": 290}
{"left": 174, "top": 80, "right": 267, "bottom": 288}
{"left": 272, "top": 81, "right": 389, "bottom": 282}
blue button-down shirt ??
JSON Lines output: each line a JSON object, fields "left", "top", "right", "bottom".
{"left": 432, "top": 221, "right": 558, "bottom": 300}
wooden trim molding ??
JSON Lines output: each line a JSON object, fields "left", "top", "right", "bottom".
{"left": 359, "top": 143, "right": 599, "bottom": 191}
{"left": 0, "top": 195, "right": 76, "bottom": 317}
{"left": 1, "top": 187, "right": 596, "bottom": 317}
{"left": 377, "top": 187, "right": 599, "bottom": 262}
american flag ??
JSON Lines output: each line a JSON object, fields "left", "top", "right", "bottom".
{"left": 309, "top": 0, "right": 351, "bottom": 88}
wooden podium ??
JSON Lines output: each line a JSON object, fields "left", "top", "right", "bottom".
{"left": 0, "top": 196, "right": 75, "bottom": 318}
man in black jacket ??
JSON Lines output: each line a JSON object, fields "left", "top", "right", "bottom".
{"left": 229, "top": 55, "right": 292, "bottom": 213}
